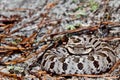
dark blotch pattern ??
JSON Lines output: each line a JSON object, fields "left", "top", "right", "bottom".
{"left": 89, "top": 38, "right": 92, "bottom": 42}
{"left": 95, "top": 43, "right": 101, "bottom": 48}
{"left": 63, "top": 63, "right": 68, "bottom": 71}
{"left": 107, "top": 57, "right": 111, "bottom": 63}
{"left": 42, "top": 60, "right": 47, "bottom": 67}
{"left": 93, "top": 39, "right": 98, "bottom": 45}
{"left": 77, "top": 63, "right": 83, "bottom": 70}
{"left": 93, "top": 60, "right": 99, "bottom": 68}
{"left": 50, "top": 62, "right": 55, "bottom": 69}
{"left": 83, "top": 37, "right": 86, "bottom": 41}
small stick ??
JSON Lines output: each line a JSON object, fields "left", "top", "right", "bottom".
{"left": 109, "top": 60, "right": 120, "bottom": 73}
{"left": 0, "top": 71, "right": 22, "bottom": 80}
{"left": 0, "top": 46, "right": 25, "bottom": 50}
{"left": 61, "top": 74, "right": 119, "bottom": 79}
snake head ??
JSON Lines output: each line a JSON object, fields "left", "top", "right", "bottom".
{"left": 65, "top": 35, "right": 96, "bottom": 55}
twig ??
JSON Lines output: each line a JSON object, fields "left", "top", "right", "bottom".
{"left": 109, "top": 60, "right": 120, "bottom": 74}
{"left": 61, "top": 74, "right": 119, "bottom": 79}
{"left": 100, "top": 37, "right": 120, "bottom": 41}
{"left": 48, "top": 26, "right": 99, "bottom": 37}
{"left": 0, "top": 71, "right": 23, "bottom": 80}
{"left": 0, "top": 46, "right": 25, "bottom": 50}
{"left": 20, "top": 31, "right": 38, "bottom": 45}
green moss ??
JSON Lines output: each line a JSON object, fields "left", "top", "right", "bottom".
{"left": 89, "top": 0, "right": 99, "bottom": 12}
{"left": 66, "top": 24, "right": 76, "bottom": 30}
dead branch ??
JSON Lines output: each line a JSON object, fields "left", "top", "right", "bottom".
{"left": 4, "top": 44, "right": 49, "bottom": 65}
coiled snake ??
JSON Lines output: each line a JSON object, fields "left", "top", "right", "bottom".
{"left": 40, "top": 35, "right": 116, "bottom": 74}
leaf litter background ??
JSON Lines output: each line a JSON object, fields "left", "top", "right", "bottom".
{"left": 0, "top": 0, "right": 120, "bottom": 80}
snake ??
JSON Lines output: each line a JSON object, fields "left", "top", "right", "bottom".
{"left": 40, "top": 35, "right": 117, "bottom": 75}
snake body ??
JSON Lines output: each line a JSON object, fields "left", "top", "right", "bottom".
{"left": 40, "top": 35, "right": 116, "bottom": 74}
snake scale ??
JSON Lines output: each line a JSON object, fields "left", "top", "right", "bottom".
{"left": 40, "top": 35, "right": 117, "bottom": 74}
